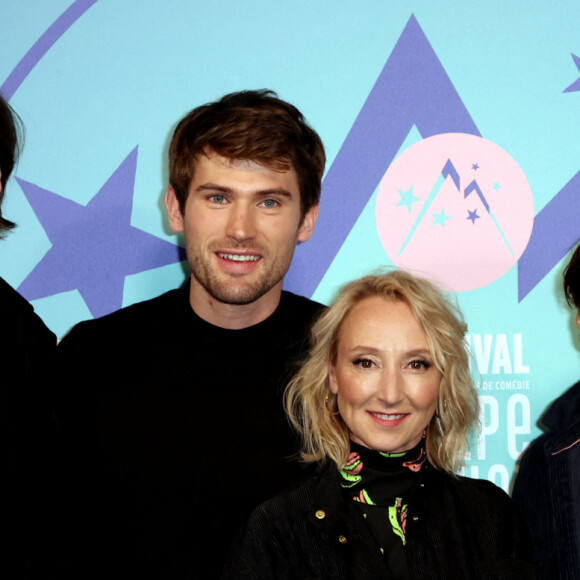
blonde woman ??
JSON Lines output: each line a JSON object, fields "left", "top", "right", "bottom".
{"left": 224, "top": 270, "right": 535, "bottom": 579}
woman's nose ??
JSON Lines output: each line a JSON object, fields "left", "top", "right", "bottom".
{"left": 377, "top": 369, "right": 404, "bottom": 405}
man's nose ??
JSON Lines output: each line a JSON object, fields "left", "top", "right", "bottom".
{"left": 226, "top": 203, "right": 256, "bottom": 241}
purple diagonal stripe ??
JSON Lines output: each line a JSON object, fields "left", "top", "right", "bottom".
{"left": 464, "top": 180, "right": 490, "bottom": 213}
{"left": 285, "top": 14, "right": 480, "bottom": 298}
{"left": 518, "top": 169, "right": 580, "bottom": 301}
{"left": 442, "top": 159, "right": 461, "bottom": 191}
{"left": 1, "top": 0, "right": 99, "bottom": 100}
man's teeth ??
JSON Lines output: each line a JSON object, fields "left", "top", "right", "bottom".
{"left": 218, "top": 253, "right": 260, "bottom": 262}
{"left": 372, "top": 413, "right": 405, "bottom": 420}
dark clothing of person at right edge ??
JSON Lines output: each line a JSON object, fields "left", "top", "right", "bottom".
{"left": 512, "top": 379, "right": 580, "bottom": 580}
{"left": 224, "top": 459, "right": 536, "bottom": 579}
{"left": 54, "top": 283, "right": 322, "bottom": 579}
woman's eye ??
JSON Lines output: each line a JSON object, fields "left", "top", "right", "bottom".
{"left": 409, "top": 360, "right": 430, "bottom": 370}
{"left": 354, "top": 358, "right": 374, "bottom": 369}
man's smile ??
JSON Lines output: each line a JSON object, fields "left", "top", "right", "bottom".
{"left": 217, "top": 252, "right": 261, "bottom": 262}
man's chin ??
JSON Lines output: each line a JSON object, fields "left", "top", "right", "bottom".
{"left": 203, "top": 281, "right": 272, "bottom": 306}
{"left": 191, "top": 267, "right": 285, "bottom": 307}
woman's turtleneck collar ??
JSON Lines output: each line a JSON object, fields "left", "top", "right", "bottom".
{"left": 346, "top": 437, "right": 428, "bottom": 474}
{"left": 337, "top": 436, "right": 428, "bottom": 576}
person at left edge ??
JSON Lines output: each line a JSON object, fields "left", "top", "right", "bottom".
{"left": 54, "top": 89, "right": 325, "bottom": 579}
{"left": 0, "top": 93, "right": 57, "bottom": 578}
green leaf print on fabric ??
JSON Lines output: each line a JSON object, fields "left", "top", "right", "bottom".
{"left": 388, "top": 497, "right": 408, "bottom": 545}
{"left": 340, "top": 451, "right": 363, "bottom": 488}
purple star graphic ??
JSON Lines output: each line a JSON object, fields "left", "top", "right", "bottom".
{"left": 16, "top": 147, "right": 186, "bottom": 319}
{"left": 564, "top": 53, "right": 580, "bottom": 93}
{"left": 466, "top": 209, "right": 480, "bottom": 224}
{"left": 472, "top": 163, "right": 480, "bottom": 171}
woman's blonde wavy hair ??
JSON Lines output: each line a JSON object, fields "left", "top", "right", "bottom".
{"left": 285, "top": 269, "right": 479, "bottom": 474}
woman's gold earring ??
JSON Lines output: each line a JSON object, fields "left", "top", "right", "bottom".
{"left": 325, "top": 391, "right": 340, "bottom": 416}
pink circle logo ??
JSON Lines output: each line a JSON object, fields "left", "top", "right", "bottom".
{"left": 376, "top": 133, "right": 534, "bottom": 291}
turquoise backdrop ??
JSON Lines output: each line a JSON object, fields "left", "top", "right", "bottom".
{"left": 2, "top": 1, "right": 580, "bottom": 492}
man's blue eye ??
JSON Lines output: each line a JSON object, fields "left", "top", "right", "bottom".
{"left": 210, "top": 195, "right": 226, "bottom": 203}
{"left": 261, "top": 199, "right": 278, "bottom": 208}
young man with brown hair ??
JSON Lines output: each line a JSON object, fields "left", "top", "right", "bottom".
{"left": 56, "top": 90, "right": 325, "bottom": 578}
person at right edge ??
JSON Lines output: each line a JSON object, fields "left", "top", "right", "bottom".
{"left": 224, "top": 269, "right": 536, "bottom": 579}
{"left": 512, "top": 241, "right": 580, "bottom": 579}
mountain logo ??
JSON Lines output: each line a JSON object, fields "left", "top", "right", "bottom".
{"left": 376, "top": 133, "right": 534, "bottom": 291}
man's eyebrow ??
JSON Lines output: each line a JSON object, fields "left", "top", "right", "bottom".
{"left": 196, "top": 183, "right": 293, "bottom": 198}
{"left": 196, "top": 183, "right": 231, "bottom": 193}
{"left": 255, "top": 188, "right": 293, "bottom": 199}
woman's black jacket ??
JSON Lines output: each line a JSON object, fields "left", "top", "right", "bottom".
{"left": 224, "top": 461, "right": 536, "bottom": 579}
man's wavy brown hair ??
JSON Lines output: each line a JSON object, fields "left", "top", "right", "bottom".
{"left": 168, "top": 89, "right": 325, "bottom": 219}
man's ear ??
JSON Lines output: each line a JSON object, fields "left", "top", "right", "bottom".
{"left": 165, "top": 186, "right": 184, "bottom": 233}
{"left": 297, "top": 204, "right": 319, "bottom": 243}
{"left": 576, "top": 309, "right": 580, "bottom": 333}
